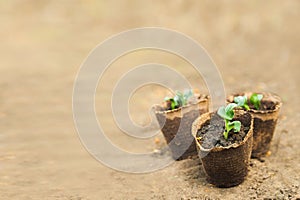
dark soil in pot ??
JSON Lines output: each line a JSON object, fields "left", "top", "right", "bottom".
{"left": 192, "top": 111, "right": 253, "bottom": 188}
{"left": 155, "top": 95, "right": 209, "bottom": 160}
{"left": 227, "top": 92, "right": 282, "bottom": 158}
{"left": 196, "top": 114, "right": 250, "bottom": 149}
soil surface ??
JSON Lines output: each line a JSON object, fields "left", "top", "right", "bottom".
{"left": 229, "top": 95, "right": 278, "bottom": 111}
{"left": 1, "top": 1, "right": 300, "bottom": 199}
{"left": 196, "top": 113, "right": 250, "bottom": 149}
{"left": 250, "top": 100, "right": 277, "bottom": 111}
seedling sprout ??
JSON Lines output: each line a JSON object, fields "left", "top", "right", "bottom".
{"left": 164, "top": 89, "right": 194, "bottom": 110}
{"left": 217, "top": 103, "right": 241, "bottom": 140}
{"left": 234, "top": 93, "right": 263, "bottom": 110}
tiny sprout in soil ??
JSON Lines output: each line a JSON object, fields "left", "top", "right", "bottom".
{"left": 217, "top": 103, "right": 241, "bottom": 140}
{"left": 234, "top": 95, "right": 250, "bottom": 110}
{"left": 164, "top": 89, "right": 194, "bottom": 110}
{"left": 234, "top": 93, "right": 263, "bottom": 110}
{"left": 250, "top": 93, "right": 263, "bottom": 110}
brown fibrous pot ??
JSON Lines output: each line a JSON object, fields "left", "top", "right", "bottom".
{"left": 154, "top": 95, "right": 209, "bottom": 160}
{"left": 227, "top": 92, "right": 282, "bottom": 158}
{"left": 192, "top": 110, "right": 253, "bottom": 187}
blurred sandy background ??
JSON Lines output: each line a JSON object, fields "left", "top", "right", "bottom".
{"left": 1, "top": 0, "right": 299, "bottom": 199}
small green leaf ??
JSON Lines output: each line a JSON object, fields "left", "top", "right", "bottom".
{"left": 218, "top": 103, "right": 238, "bottom": 120}
{"left": 164, "top": 97, "right": 176, "bottom": 110}
{"left": 225, "top": 103, "right": 238, "bottom": 113}
{"left": 224, "top": 120, "right": 241, "bottom": 140}
{"left": 175, "top": 91, "right": 186, "bottom": 106}
{"left": 173, "top": 95, "right": 180, "bottom": 107}
{"left": 225, "top": 103, "right": 237, "bottom": 120}
{"left": 217, "top": 106, "right": 231, "bottom": 120}
{"left": 228, "top": 121, "right": 241, "bottom": 132}
{"left": 250, "top": 93, "right": 263, "bottom": 110}
{"left": 234, "top": 95, "right": 250, "bottom": 110}
{"left": 183, "top": 89, "right": 193, "bottom": 100}
{"left": 257, "top": 94, "right": 263, "bottom": 101}
{"left": 234, "top": 96, "right": 247, "bottom": 107}
{"left": 170, "top": 99, "right": 176, "bottom": 109}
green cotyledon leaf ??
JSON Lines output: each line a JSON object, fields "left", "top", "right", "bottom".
{"left": 250, "top": 93, "right": 263, "bottom": 110}
{"left": 225, "top": 103, "right": 238, "bottom": 120}
{"left": 234, "top": 95, "right": 250, "bottom": 110}
{"left": 217, "top": 106, "right": 230, "bottom": 120}
{"left": 228, "top": 120, "right": 241, "bottom": 132}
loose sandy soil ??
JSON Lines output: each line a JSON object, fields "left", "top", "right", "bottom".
{"left": 0, "top": 1, "right": 299, "bottom": 199}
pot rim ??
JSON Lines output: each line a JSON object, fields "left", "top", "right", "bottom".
{"left": 227, "top": 92, "right": 282, "bottom": 114}
{"left": 154, "top": 94, "right": 210, "bottom": 114}
{"left": 192, "top": 111, "right": 253, "bottom": 152}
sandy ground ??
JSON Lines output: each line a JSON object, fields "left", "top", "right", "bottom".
{"left": 0, "top": 0, "right": 300, "bottom": 199}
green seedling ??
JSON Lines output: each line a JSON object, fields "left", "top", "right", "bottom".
{"left": 250, "top": 93, "right": 263, "bottom": 110}
{"left": 164, "top": 89, "right": 194, "bottom": 110}
{"left": 234, "top": 93, "right": 263, "bottom": 110}
{"left": 183, "top": 89, "right": 193, "bottom": 101}
{"left": 234, "top": 95, "right": 250, "bottom": 110}
{"left": 217, "top": 103, "right": 241, "bottom": 140}
{"left": 164, "top": 97, "right": 177, "bottom": 110}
